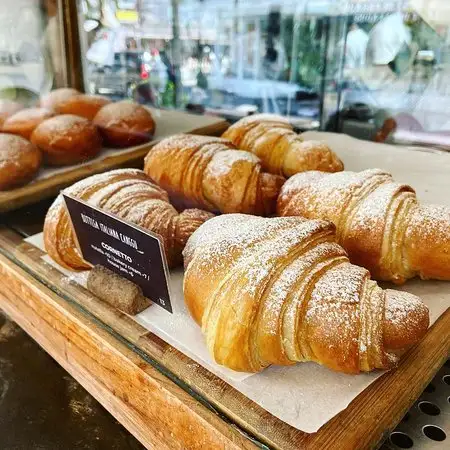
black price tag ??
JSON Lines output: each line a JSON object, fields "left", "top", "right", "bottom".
{"left": 63, "top": 194, "right": 172, "bottom": 313}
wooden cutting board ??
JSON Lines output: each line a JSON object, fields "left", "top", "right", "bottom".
{"left": 0, "top": 109, "right": 227, "bottom": 213}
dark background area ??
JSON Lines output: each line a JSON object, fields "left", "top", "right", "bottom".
{"left": 0, "top": 310, "right": 143, "bottom": 450}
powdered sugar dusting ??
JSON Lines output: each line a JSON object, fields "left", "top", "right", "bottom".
{"left": 351, "top": 182, "right": 409, "bottom": 231}
{"left": 409, "top": 204, "right": 450, "bottom": 239}
{"left": 4, "top": 107, "right": 53, "bottom": 124}
{"left": 207, "top": 150, "right": 260, "bottom": 177}
{"left": 385, "top": 289, "right": 428, "bottom": 326}
{"left": 0, "top": 133, "right": 37, "bottom": 162}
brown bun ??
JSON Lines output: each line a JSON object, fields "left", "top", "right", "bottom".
{"left": 31, "top": 114, "right": 102, "bottom": 166}
{"left": 56, "top": 94, "right": 112, "bottom": 120}
{"left": 2, "top": 107, "right": 55, "bottom": 139}
{"left": 0, "top": 133, "right": 42, "bottom": 190}
{"left": 40, "top": 88, "right": 80, "bottom": 110}
{"left": 0, "top": 100, "right": 24, "bottom": 128}
{"left": 93, "top": 101, "right": 155, "bottom": 147}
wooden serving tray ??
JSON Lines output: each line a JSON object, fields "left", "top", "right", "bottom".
{"left": 0, "top": 219, "right": 448, "bottom": 449}
{"left": 0, "top": 109, "right": 227, "bottom": 213}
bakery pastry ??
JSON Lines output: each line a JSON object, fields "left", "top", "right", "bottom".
{"left": 0, "top": 100, "right": 23, "bottom": 128}
{"left": 222, "top": 114, "right": 344, "bottom": 177}
{"left": 55, "top": 94, "right": 112, "bottom": 120}
{"left": 277, "top": 169, "right": 450, "bottom": 283}
{"left": 31, "top": 114, "right": 102, "bottom": 166}
{"left": 0, "top": 133, "right": 42, "bottom": 190}
{"left": 144, "top": 134, "right": 284, "bottom": 215}
{"left": 183, "top": 214, "right": 429, "bottom": 374}
{"left": 2, "top": 107, "right": 55, "bottom": 139}
{"left": 40, "top": 88, "right": 80, "bottom": 110}
{"left": 44, "top": 169, "right": 213, "bottom": 269}
{"left": 93, "top": 101, "right": 155, "bottom": 147}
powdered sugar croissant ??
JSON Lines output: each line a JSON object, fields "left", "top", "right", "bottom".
{"left": 183, "top": 214, "right": 429, "bottom": 374}
{"left": 44, "top": 169, "right": 213, "bottom": 269}
{"left": 277, "top": 169, "right": 450, "bottom": 284}
{"left": 144, "top": 134, "right": 284, "bottom": 215}
{"left": 222, "top": 114, "right": 344, "bottom": 177}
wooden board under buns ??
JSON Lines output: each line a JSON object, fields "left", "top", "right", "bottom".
{"left": 0, "top": 108, "right": 227, "bottom": 213}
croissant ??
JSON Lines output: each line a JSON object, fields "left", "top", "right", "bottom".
{"left": 144, "top": 134, "right": 284, "bottom": 215}
{"left": 44, "top": 169, "right": 213, "bottom": 269}
{"left": 277, "top": 169, "right": 450, "bottom": 284}
{"left": 222, "top": 114, "right": 344, "bottom": 177}
{"left": 183, "top": 214, "right": 429, "bottom": 374}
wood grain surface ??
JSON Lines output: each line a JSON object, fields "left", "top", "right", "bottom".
{"left": 0, "top": 248, "right": 257, "bottom": 450}
{"left": 0, "top": 110, "right": 228, "bottom": 213}
{"left": 0, "top": 225, "right": 448, "bottom": 449}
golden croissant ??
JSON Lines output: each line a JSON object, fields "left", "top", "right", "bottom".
{"left": 183, "top": 214, "right": 429, "bottom": 374}
{"left": 144, "top": 134, "right": 284, "bottom": 215}
{"left": 44, "top": 169, "right": 213, "bottom": 269}
{"left": 222, "top": 114, "right": 344, "bottom": 177}
{"left": 277, "top": 168, "right": 450, "bottom": 284}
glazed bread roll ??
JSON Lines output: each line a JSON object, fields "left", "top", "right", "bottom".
{"left": 278, "top": 169, "right": 450, "bottom": 283}
{"left": 94, "top": 101, "right": 155, "bottom": 147}
{"left": 31, "top": 114, "right": 102, "bottom": 166}
{"left": 144, "top": 134, "right": 285, "bottom": 215}
{"left": 56, "top": 94, "right": 112, "bottom": 120}
{"left": 44, "top": 169, "right": 213, "bottom": 269}
{"left": 183, "top": 214, "right": 430, "bottom": 374}
{"left": 2, "top": 107, "right": 55, "bottom": 139}
{"left": 0, "top": 133, "right": 42, "bottom": 190}
{"left": 0, "top": 100, "right": 24, "bottom": 128}
{"left": 40, "top": 88, "right": 80, "bottom": 110}
{"left": 222, "top": 114, "right": 344, "bottom": 177}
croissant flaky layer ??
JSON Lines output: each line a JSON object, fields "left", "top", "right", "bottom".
{"left": 277, "top": 169, "right": 450, "bottom": 283}
{"left": 222, "top": 114, "right": 344, "bottom": 177}
{"left": 144, "top": 134, "right": 284, "bottom": 215}
{"left": 44, "top": 169, "right": 213, "bottom": 269}
{"left": 183, "top": 215, "right": 429, "bottom": 374}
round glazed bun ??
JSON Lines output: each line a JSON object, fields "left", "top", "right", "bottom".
{"left": 56, "top": 94, "right": 112, "bottom": 120}
{"left": 0, "top": 133, "right": 42, "bottom": 190}
{"left": 31, "top": 114, "right": 102, "bottom": 166}
{"left": 40, "top": 88, "right": 80, "bottom": 110}
{"left": 0, "top": 100, "right": 24, "bottom": 128}
{"left": 2, "top": 107, "right": 55, "bottom": 139}
{"left": 93, "top": 101, "right": 155, "bottom": 147}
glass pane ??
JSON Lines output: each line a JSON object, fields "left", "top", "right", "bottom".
{"left": 79, "top": 0, "right": 326, "bottom": 129}
{"left": 0, "top": 0, "right": 65, "bottom": 105}
{"left": 322, "top": 1, "right": 450, "bottom": 148}
{"left": 78, "top": 0, "right": 450, "bottom": 146}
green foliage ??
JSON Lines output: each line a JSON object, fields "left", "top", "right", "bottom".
{"left": 282, "top": 17, "right": 324, "bottom": 88}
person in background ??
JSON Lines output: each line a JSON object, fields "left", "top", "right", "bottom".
{"left": 365, "top": 12, "right": 412, "bottom": 74}
{"left": 343, "top": 20, "right": 369, "bottom": 70}
{"left": 262, "top": 10, "right": 286, "bottom": 80}
{"left": 335, "top": 13, "right": 417, "bottom": 138}
{"left": 42, "top": 0, "right": 64, "bottom": 87}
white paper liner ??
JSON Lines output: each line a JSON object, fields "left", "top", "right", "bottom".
{"left": 24, "top": 135, "right": 450, "bottom": 433}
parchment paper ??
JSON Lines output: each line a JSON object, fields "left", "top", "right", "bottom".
{"left": 24, "top": 135, "right": 450, "bottom": 433}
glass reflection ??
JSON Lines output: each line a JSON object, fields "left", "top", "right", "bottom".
{"left": 79, "top": 0, "right": 450, "bottom": 147}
